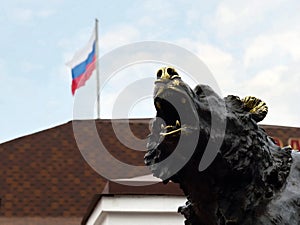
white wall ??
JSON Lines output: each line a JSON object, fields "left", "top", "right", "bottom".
{"left": 86, "top": 195, "right": 186, "bottom": 225}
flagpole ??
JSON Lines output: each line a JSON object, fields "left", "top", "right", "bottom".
{"left": 95, "top": 18, "right": 100, "bottom": 119}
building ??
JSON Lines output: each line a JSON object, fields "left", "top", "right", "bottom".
{"left": 1, "top": 119, "right": 299, "bottom": 225}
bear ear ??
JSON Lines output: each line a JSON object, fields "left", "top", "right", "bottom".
{"left": 241, "top": 96, "right": 268, "bottom": 122}
{"left": 223, "top": 95, "right": 269, "bottom": 122}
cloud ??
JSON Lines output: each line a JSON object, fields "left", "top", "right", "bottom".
{"left": 99, "top": 25, "right": 140, "bottom": 53}
{"left": 60, "top": 23, "right": 141, "bottom": 56}
{"left": 58, "top": 26, "right": 93, "bottom": 49}
{"left": 58, "top": 0, "right": 300, "bottom": 127}
{"left": 185, "top": 9, "right": 201, "bottom": 26}
{"left": 10, "top": 7, "right": 56, "bottom": 24}
{"left": 244, "top": 30, "right": 300, "bottom": 67}
{"left": 142, "top": 0, "right": 178, "bottom": 19}
{"left": 173, "top": 36, "right": 300, "bottom": 127}
{"left": 36, "top": 9, "right": 56, "bottom": 18}
{"left": 196, "top": 44, "right": 236, "bottom": 94}
{"left": 21, "top": 61, "right": 43, "bottom": 72}
{"left": 241, "top": 65, "right": 288, "bottom": 96}
{"left": 12, "top": 8, "right": 34, "bottom": 22}
{"left": 239, "top": 64, "right": 300, "bottom": 126}
{"left": 211, "top": 0, "right": 285, "bottom": 37}
{"left": 135, "top": 0, "right": 182, "bottom": 39}
{"left": 175, "top": 38, "right": 238, "bottom": 95}
{"left": 99, "top": 64, "right": 158, "bottom": 118}
{"left": 240, "top": 23, "right": 300, "bottom": 127}
{"left": 0, "top": 58, "right": 6, "bottom": 79}
{"left": 0, "top": 61, "right": 44, "bottom": 142}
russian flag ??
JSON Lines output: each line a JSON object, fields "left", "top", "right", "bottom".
{"left": 67, "top": 30, "right": 97, "bottom": 95}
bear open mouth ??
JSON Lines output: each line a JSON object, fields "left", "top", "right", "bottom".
{"left": 154, "top": 96, "right": 182, "bottom": 137}
{"left": 154, "top": 89, "right": 198, "bottom": 138}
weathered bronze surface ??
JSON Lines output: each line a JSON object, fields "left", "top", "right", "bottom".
{"left": 145, "top": 67, "right": 300, "bottom": 225}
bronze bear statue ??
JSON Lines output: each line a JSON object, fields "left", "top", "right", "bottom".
{"left": 145, "top": 67, "right": 300, "bottom": 225}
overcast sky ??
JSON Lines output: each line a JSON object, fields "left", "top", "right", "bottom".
{"left": 1, "top": 0, "right": 300, "bottom": 143}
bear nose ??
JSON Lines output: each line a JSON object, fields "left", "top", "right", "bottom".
{"left": 156, "top": 67, "right": 179, "bottom": 80}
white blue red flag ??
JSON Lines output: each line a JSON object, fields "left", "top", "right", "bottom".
{"left": 67, "top": 30, "right": 97, "bottom": 95}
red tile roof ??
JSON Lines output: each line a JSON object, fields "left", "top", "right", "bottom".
{"left": 0, "top": 119, "right": 150, "bottom": 224}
